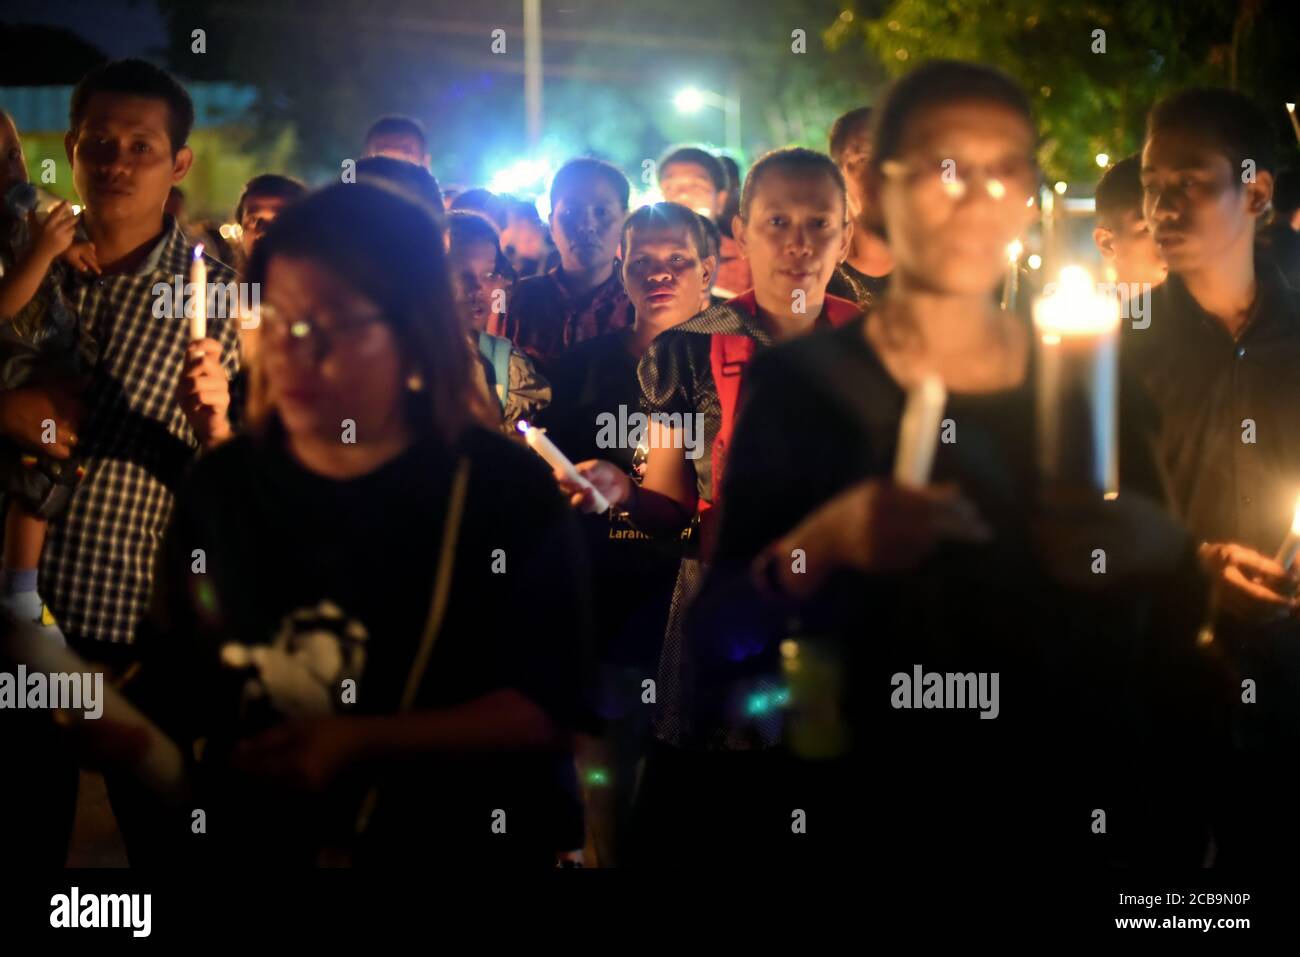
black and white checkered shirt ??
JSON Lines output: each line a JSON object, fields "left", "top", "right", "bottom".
{"left": 40, "top": 216, "right": 240, "bottom": 646}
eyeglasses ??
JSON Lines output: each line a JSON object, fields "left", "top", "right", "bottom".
{"left": 880, "top": 154, "right": 1040, "bottom": 204}
{"left": 257, "top": 303, "right": 386, "bottom": 360}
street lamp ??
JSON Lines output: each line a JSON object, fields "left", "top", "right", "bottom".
{"left": 673, "top": 86, "right": 740, "bottom": 155}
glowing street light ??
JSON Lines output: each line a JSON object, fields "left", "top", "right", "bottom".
{"left": 673, "top": 87, "right": 706, "bottom": 114}
{"left": 673, "top": 86, "right": 740, "bottom": 154}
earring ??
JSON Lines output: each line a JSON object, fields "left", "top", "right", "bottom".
{"left": 406, "top": 372, "right": 425, "bottom": 392}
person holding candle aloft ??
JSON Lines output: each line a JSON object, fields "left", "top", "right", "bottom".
{"left": 677, "top": 61, "right": 1223, "bottom": 868}
{"left": 129, "top": 183, "right": 594, "bottom": 866}
{"left": 1131, "top": 87, "right": 1300, "bottom": 867}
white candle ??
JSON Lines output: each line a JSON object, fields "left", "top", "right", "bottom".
{"left": 517, "top": 420, "right": 610, "bottom": 513}
{"left": 893, "top": 374, "right": 947, "bottom": 488}
{"left": 1033, "top": 266, "right": 1121, "bottom": 496}
{"left": 1274, "top": 494, "right": 1300, "bottom": 572}
{"left": 190, "top": 243, "right": 207, "bottom": 341}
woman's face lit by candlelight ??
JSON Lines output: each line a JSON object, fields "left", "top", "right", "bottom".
{"left": 872, "top": 99, "right": 1038, "bottom": 296}
{"left": 733, "top": 167, "right": 851, "bottom": 318}
{"left": 260, "top": 255, "right": 408, "bottom": 447}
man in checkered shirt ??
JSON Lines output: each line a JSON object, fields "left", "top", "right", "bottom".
{"left": 5, "top": 60, "right": 240, "bottom": 659}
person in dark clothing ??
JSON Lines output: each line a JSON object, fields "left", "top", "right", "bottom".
{"left": 1132, "top": 87, "right": 1300, "bottom": 866}
{"left": 537, "top": 201, "right": 714, "bottom": 865}
{"left": 493, "top": 159, "right": 633, "bottom": 371}
{"left": 129, "top": 183, "right": 593, "bottom": 866}
{"left": 556, "top": 148, "right": 860, "bottom": 864}
{"left": 678, "top": 60, "right": 1225, "bottom": 868}
{"left": 829, "top": 106, "right": 893, "bottom": 303}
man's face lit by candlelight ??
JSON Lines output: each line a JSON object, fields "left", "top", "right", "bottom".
{"left": 550, "top": 177, "right": 624, "bottom": 273}
{"left": 622, "top": 222, "right": 714, "bottom": 326}
{"left": 659, "top": 161, "right": 726, "bottom": 219}
{"left": 1093, "top": 208, "right": 1167, "bottom": 288}
{"left": 734, "top": 167, "right": 851, "bottom": 317}
{"left": 66, "top": 92, "right": 192, "bottom": 229}
{"left": 1140, "top": 128, "right": 1272, "bottom": 275}
{"left": 873, "top": 100, "right": 1037, "bottom": 296}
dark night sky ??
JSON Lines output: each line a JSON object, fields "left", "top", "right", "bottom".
{"left": 6, "top": 0, "right": 167, "bottom": 59}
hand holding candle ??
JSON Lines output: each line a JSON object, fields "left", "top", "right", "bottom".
{"left": 517, "top": 420, "right": 610, "bottom": 513}
{"left": 893, "top": 374, "right": 947, "bottom": 488}
{"left": 190, "top": 243, "right": 207, "bottom": 342}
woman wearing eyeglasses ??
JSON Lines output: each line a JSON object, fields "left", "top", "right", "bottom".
{"left": 129, "top": 182, "right": 594, "bottom": 866}
{"left": 675, "top": 61, "right": 1226, "bottom": 868}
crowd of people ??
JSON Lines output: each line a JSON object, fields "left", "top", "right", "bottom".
{"left": 2, "top": 54, "right": 1300, "bottom": 869}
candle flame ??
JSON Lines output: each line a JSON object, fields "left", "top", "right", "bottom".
{"left": 516, "top": 420, "right": 530, "bottom": 434}
{"left": 1006, "top": 239, "right": 1023, "bottom": 263}
{"left": 1033, "top": 265, "right": 1121, "bottom": 337}
{"left": 1289, "top": 103, "right": 1297, "bottom": 113}
{"left": 193, "top": 243, "right": 205, "bottom": 260}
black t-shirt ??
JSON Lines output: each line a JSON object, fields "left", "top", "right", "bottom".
{"left": 135, "top": 425, "right": 594, "bottom": 864}
{"left": 537, "top": 331, "right": 681, "bottom": 672}
{"left": 687, "top": 315, "right": 1225, "bottom": 866}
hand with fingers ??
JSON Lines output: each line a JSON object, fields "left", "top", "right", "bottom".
{"left": 29, "top": 203, "right": 78, "bottom": 265}
{"left": 231, "top": 715, "right": 369, "bottom": 794}
{"left": 554, "top": 459, "right": 632, "bottom": 513}
{"left": 1033, "top": 488, "right": 1193, "bottom": 591}
{"left": 762, "top": 479, "right": 994, "bottom": 599}
{"left": 0, "top": 382, "right": 84, "bottom": 458}
{"left": 175, "top": 339, "right": 233, "bottom": 448}
{"left": 59, "top": 240, "right": 100, "bottom": 275}
{"left": 1198, "top": 542, "right": 1299, "bottom": 624}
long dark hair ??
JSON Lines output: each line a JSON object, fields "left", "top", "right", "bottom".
{"left": 245, "top": 181, "right": 489, "bottom": 447}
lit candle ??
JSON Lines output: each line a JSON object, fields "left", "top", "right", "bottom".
{"left": 190, "top": 244, "right": 207, "bottom": 341}
{"left": 893, "top": 374, "right": 947, "bottom": 488}
{"left": 517, "top": 420, "right": 610, "bottom": 513}
{"left": 1274, "top": 494, "right": 1300, "bottom": 572}
{"left": 1001, "top": 239, "right": 1023, "bottom": 312}
{"left": 1033, "top": 266, "right": 1121, "bottom": 496}
{"left": 1287, "top": 103, "right": 1300, "bottom": 147}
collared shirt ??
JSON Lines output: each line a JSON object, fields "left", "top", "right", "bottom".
{"left": 494, "top": 263, "right": 632, "bottom": 367}
{"left": 41, "top": 215, "right": 240, "bottom": 646}
{"left": 1124, "top": 264, "right": 1300, "bottom": 552}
